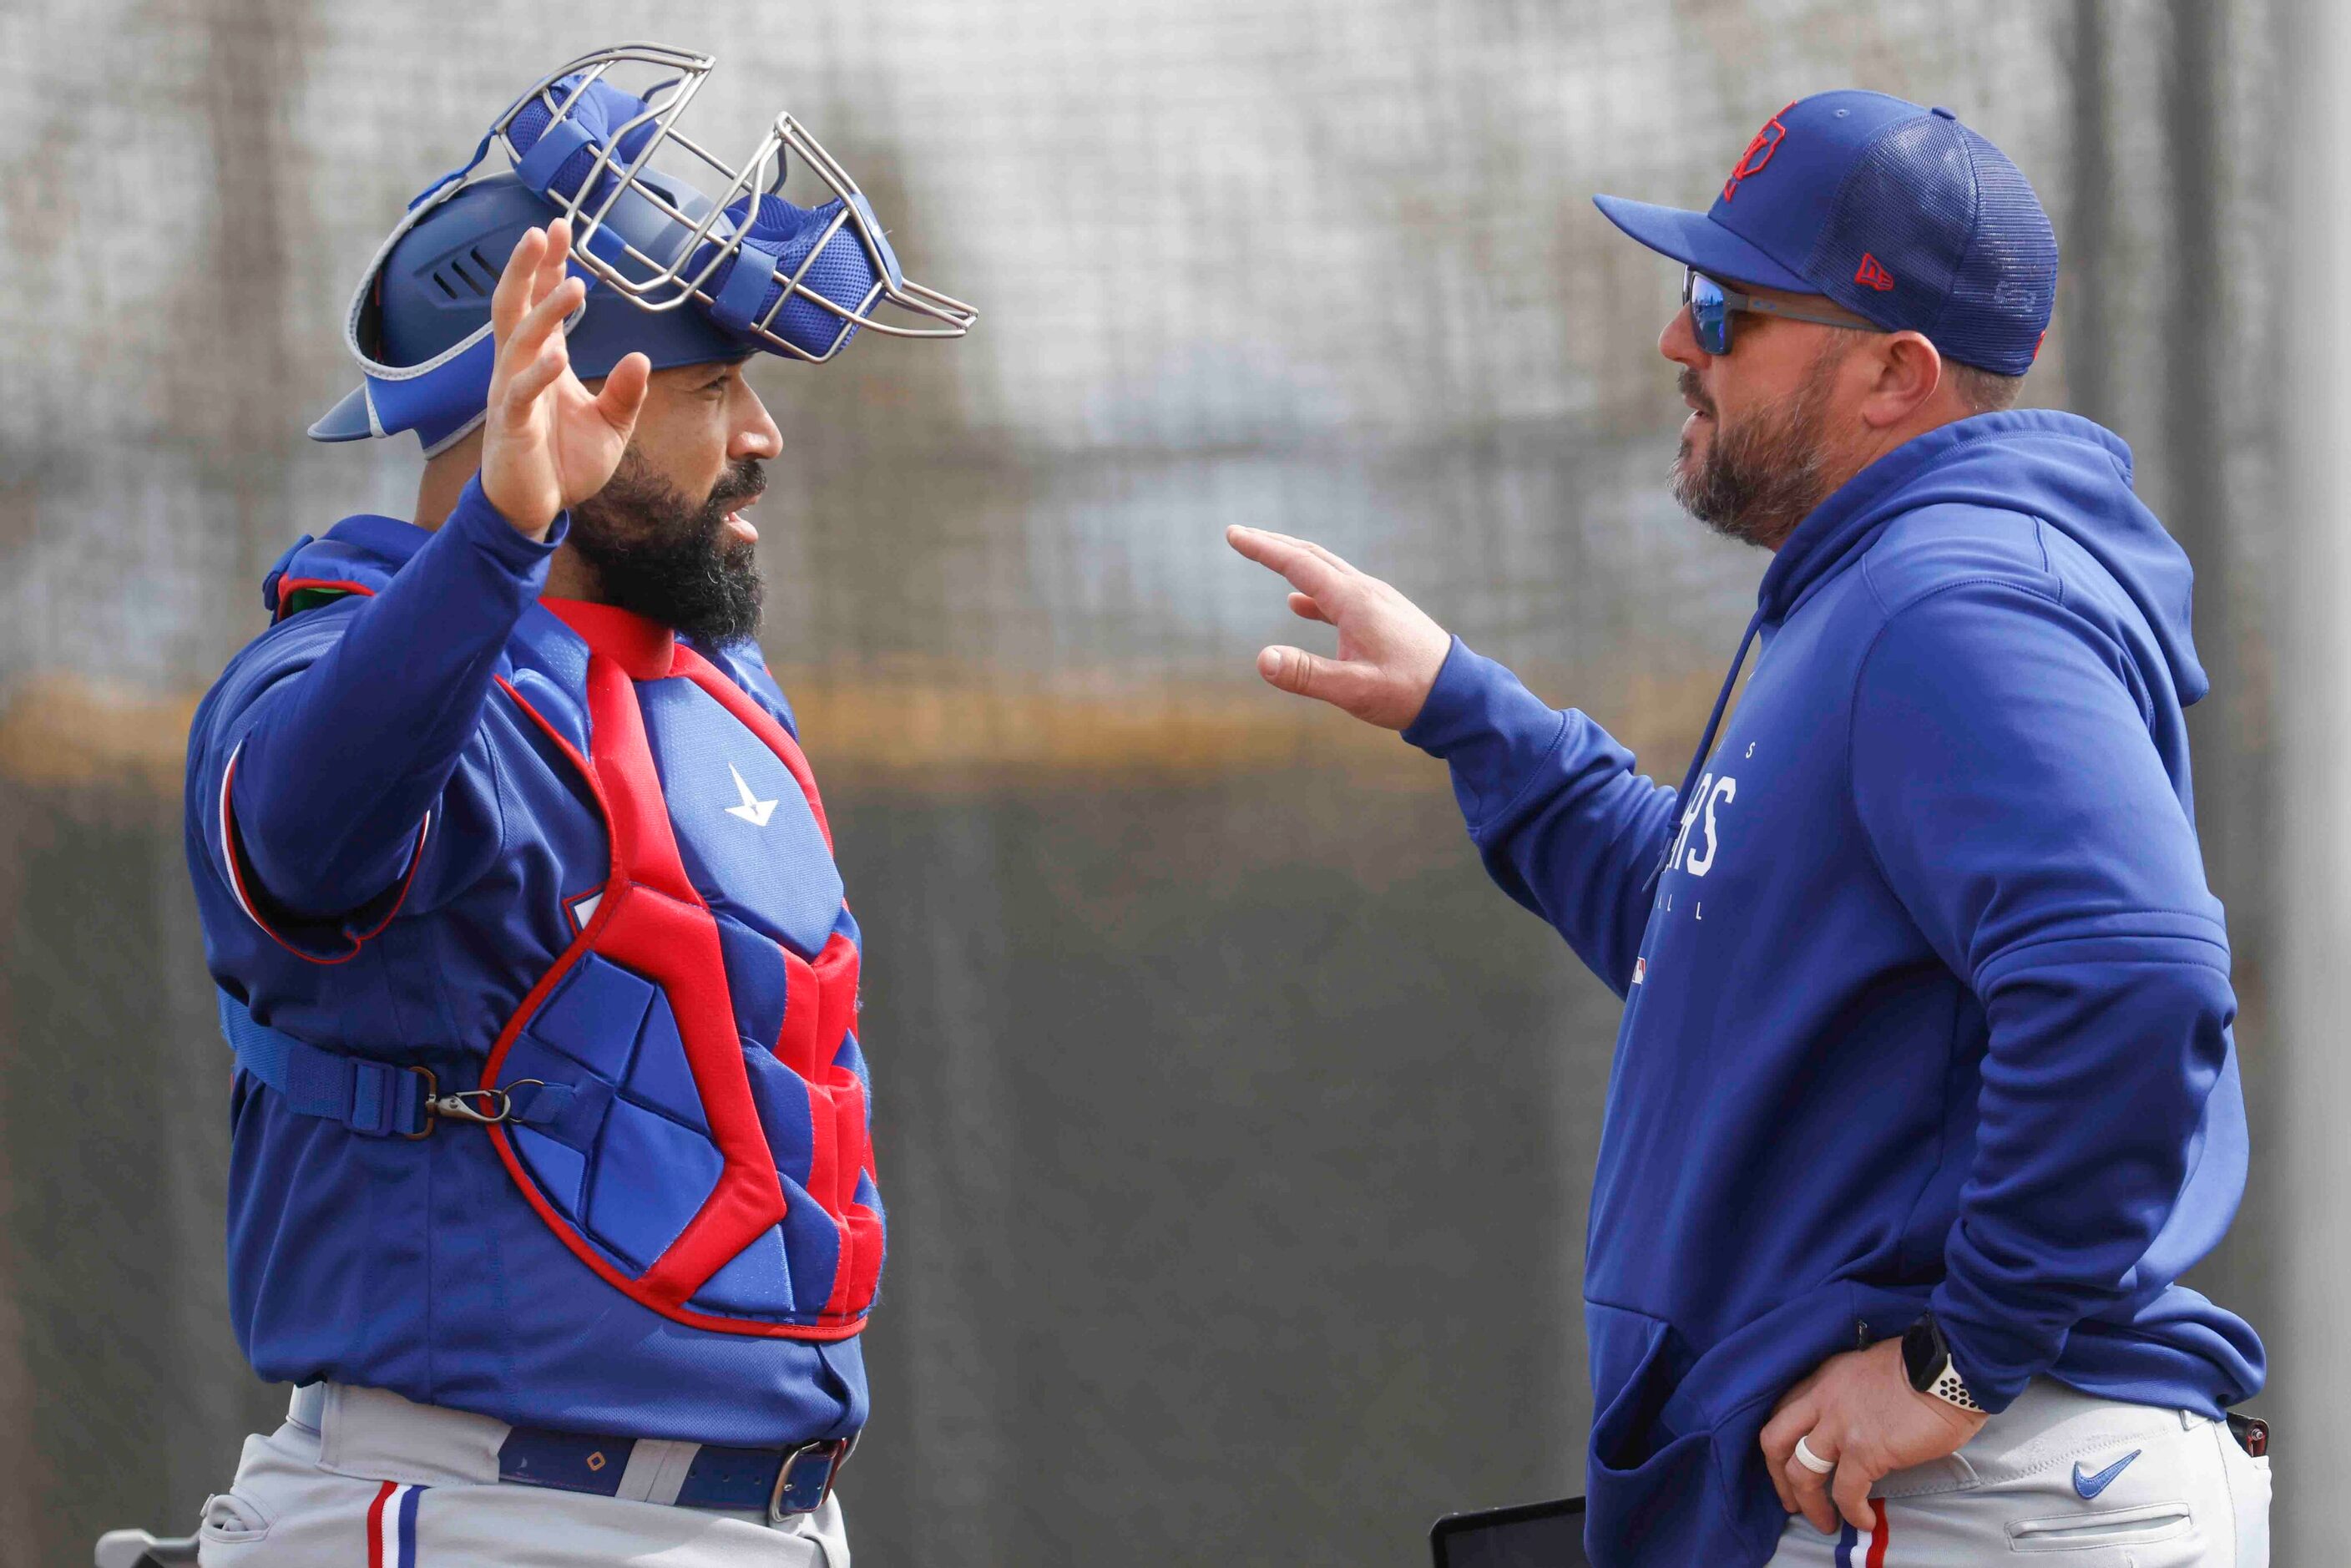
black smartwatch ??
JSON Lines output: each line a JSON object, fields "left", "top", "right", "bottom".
{"left": 1900, "top": 1313, "right": 1984, "bottom": 1414}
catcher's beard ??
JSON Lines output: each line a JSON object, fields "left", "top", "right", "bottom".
{"left": 1671, "top": 347, "right": 1843, "bottom": 551}
{"left": 569, "top": 453, "right": 766, "bottom": 645}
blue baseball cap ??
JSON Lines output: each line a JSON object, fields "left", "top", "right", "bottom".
{"left": 1594, "top": 90, "right": 2056, "bottom": 376}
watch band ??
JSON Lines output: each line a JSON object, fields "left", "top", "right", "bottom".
{"left": 1902, "top": 1313, "right": 1985, "bottom": 1414}
{"left": 1919, "top": 1354, "right": 1984, "bottom": 1414}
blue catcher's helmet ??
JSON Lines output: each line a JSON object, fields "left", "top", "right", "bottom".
{"left": 311, "top": 42, "right": 975, "bottom": 454}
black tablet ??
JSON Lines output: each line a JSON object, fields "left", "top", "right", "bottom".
{"left": 1428, "top": 1495, "right": 1589, "bottom": 1568}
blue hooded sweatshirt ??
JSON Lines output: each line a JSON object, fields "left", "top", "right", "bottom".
{"left": 1402, "top": 410, "right": 2263, "bottom": 1565}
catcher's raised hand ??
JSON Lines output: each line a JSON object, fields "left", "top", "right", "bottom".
{"left": 1226, "top": 526, "right": 1454, "bottom": 731}
{"left": 480, "top": 218, "right": 650, "bottom": 539}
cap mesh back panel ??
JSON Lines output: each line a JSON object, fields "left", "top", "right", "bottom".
{"left": 1938, "top": 124, "right": 2058, "bottom": 373}
{"left": 1807, "top": 116, "right": 2053, "bottom": 374}
{"left": 1807, "top": 117, "right": 1970, "bottom": 344}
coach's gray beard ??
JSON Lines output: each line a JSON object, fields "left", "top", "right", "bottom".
{"left": 1671, "top": 352, "right": 1842, "bottom": 551}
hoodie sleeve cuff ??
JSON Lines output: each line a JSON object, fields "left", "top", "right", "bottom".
{"left": 1927, "top": 1279, "right": 2056, "bottom": 1415}
{"left": 1401, "top": 637, "right": 1572, "bottom": 831}
{"left": 443, "top": 473, "right": 569, "bottom": 569}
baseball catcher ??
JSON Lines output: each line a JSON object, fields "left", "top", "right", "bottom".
{"left": 181, "top": 43, "right": 969, "bottom": 1566}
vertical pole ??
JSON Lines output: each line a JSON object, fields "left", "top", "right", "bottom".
{"left": 2062, "top": 0, "right": 2116, "bottom": 428}
{"left": 2162, "top": 0, "right": 2236, "bottom": 882}
{"left": 2272, "top": 0, "right": 2348, "bottom": 1556}
{"left": 2162, "top": 0, "right": 2286, "bottom": 1382}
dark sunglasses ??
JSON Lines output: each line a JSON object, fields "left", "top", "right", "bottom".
{"left": 1682, "top": 266, "right": 1875, "bottom": 357}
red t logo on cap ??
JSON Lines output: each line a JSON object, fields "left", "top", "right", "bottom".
{"left": 1722, "top": 103, "right": 1795, "bottom": 202}
{"left": 1854, "top": 253, "right": 1897, "bottom": 291}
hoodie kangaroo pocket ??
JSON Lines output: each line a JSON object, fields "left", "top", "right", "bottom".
{"left": 1585, "top": 1302, "right": 1722, "bottom": 1560}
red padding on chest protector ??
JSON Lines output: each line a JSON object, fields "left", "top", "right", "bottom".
{"left": 778, "top": 930, "right": 875, "bottom": 1318}
{"left": 672, "top": 645, "right": 877, "bottom": 1313}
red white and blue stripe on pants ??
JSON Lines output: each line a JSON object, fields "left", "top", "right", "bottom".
{"left": 367, "top": 1480, "right": 422, "bottom": 1567}
{"left": 1835, "top": 1499, "right": 1890, "bottom": 1565}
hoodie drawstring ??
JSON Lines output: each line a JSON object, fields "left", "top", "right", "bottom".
{"left": 1647, "top": 609, "right": 1764, "bottom": 890}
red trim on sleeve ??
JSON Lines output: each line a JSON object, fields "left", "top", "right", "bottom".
{"left": 219, "top": 742, "right": 428, "bottom": 965}
{"left": 272, "top": 578, "right": 377, "bottom": 622}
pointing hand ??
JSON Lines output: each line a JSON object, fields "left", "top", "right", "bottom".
{"left": 1226, "top": 526, "right": 1453, "bottom": 731}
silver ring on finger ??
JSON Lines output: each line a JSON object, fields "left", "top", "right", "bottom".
{"left": 1792, "top": 1434, "right": 1837, "bottom": 1475}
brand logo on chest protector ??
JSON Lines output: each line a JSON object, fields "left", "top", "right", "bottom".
{"left": 725, "top": 762, "right": 780, "bottom": 827}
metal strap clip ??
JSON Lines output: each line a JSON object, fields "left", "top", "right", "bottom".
{"left": 401, "top": 1069, "right": 549, "bottom": 1139}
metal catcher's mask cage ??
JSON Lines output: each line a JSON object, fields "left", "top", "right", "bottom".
{"left": 477, "top": 41, "right": 975, "bottom": 365}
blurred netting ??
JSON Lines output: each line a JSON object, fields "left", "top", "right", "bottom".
{"left": 0, "top": 3, "right": 2284, "bottom": 1564}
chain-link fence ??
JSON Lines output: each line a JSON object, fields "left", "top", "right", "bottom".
{"left": 0, "top": 2, "right": 2288, "bottom": 1562}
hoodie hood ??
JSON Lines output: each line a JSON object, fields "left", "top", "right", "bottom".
{"left": 1757, "top": 409, "right": 2207, "bottom": 705}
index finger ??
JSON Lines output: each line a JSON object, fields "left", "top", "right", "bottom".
{"left": 1243, "top": 527, "right": 1366, "bottom": 578}
{"left": 1226, "top": 525, "right": 1349, "bottom": 599}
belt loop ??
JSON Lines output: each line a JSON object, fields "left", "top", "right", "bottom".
{"left": 615, "top": 1438, "right": 700, "bottom": 1505}
{"left": 288, "top": 1382, "right": 326, "bottom": 1433}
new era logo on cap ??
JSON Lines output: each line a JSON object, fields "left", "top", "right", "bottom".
{"left": 1591, "top": 90, "right": 2058, "bottom": 376}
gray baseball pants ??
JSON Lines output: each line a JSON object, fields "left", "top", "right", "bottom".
{"left": 195, "top": 1383, "right": 849, "bottom": 1566}
{"left": 1765, "top": 1378, "right": 2270, "bottom": 1565}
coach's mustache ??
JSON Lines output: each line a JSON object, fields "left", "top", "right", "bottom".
{"left": 1677, "top": 367, "right": 1716, "bottom": 420}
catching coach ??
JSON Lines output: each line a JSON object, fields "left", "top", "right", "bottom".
{"left": 1230, "top": 91, "right": 2271, "bottom": 1564}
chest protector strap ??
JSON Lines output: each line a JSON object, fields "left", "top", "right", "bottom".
{"left": 217, "top": 993, "right": 433, "bottom": 1137}
{"left": 218, "top": 990, "right": 576, "bottom": 1138}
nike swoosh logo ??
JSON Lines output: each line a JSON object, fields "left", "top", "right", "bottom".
{"left": 2072, "top": 1449, "right": 2141, "bottom": 1500}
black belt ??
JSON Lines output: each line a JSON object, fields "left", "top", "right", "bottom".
{"left": 496, "top": 1424, "right": 855, "bottom": 1522}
